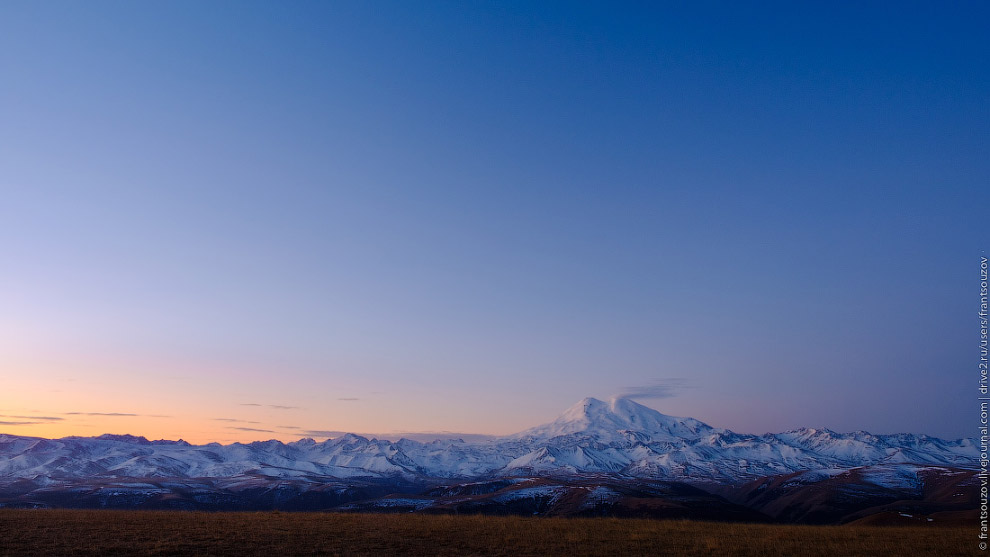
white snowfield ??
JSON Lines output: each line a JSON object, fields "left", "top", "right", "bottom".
{"left": 0, "top": 398, "right": 976, "bottom": 485}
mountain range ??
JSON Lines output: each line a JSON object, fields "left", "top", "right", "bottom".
{"left": 0, "top": 397, "right": 978, "bottom": 523}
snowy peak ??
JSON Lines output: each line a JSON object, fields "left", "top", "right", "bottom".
{"left": 512, "top": 397, "right": 714, "bottom": 442}
{"left": 94, "top": 434, "right": 151, "bottom": 445}
{"left": 0, "top": 397, "right": 977, "bottom": 486}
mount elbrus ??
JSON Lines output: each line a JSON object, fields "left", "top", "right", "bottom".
{"left": 0, "top": 397, "right": 977, "bottom": 523}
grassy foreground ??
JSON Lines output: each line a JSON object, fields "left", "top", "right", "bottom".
{"left": 0, "top": 509, "right": 973, "bottom": 556}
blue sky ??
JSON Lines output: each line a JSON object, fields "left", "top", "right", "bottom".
{"left": 0, "top": 1, "right": 986, "bottom": 441}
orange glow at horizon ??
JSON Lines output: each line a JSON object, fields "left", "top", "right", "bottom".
{"left": 0, "top": 357, "right": 527, "bottom": 444}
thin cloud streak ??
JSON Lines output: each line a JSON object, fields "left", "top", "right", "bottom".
{"left": 64, "top": 412, "right": 139, "bottom": 417}
{"left": 0, "top": 415, "right": 63, "bottom": 421}
{"left": 239, "top": 404, "right": 301, "bottom": 410}
{"left": 301, "top": 430, "right": 349, "bottom": 438}
{"left": 616, "top": 379, "right": 693, "bottom": 401}
{"left": 292, "top": 430, "right": 498, "bottom": 442}
{"left": 62, "top": 412, "right": 170, "bottom": 418}
{"left": 383, "top": 432, "right": 498, "bottom": 443}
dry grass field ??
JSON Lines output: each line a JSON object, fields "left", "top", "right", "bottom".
{"left": 0, "top": 509, "right": 973, "bottom": 556}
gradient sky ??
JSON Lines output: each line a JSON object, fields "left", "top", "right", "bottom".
{"left": 1, "top": 1, "right": 987, "bottom": 443}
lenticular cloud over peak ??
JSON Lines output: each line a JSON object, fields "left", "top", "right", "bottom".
{"left": 615, "top": 378, "right": 692, "bottom": 402}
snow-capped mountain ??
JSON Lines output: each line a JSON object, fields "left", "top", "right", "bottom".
{"left": 510, "top": 397, "right": 714, "bottom": 444}
{"left": 0, "top": 397, "right": 976, "bottom": 486}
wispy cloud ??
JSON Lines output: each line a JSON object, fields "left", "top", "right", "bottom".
{"left": 65, "top": 412, "right": 139, "bottom": 417}
{"left": 383, "top": 431, "right": 498, "bottom": 443}
{"left": 239, "top": 403, "right": 300, "bottom": 410}
{"left": 302, "top": 430, "right": 348, "bottom": 438}
{"left": 228, "top": 427, "right": 277, "bottom": 433}
{"left": 285, "top": 429, "right": 497, "bottom": 442}
{"left": 0, "top": 420, "right": 43, "bottom": 426}
{"left": 0, "top": 415, "right": 63, "bottom": 421}
{"left": 617, "top": 378, "right": 693, "bottom": 400}
{"left": 212, "top": 418, "right": 261, "bottom": 424}
{"left": 278, "top": 425, "right": 301, "bottom": 429}
{"left": 63, "top": 412, "right": 170, "bottom": 418}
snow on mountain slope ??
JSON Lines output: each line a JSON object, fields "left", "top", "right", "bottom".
{"left": 510, "top": 397, "right": 713, "bottom": 444}
{"left": 0, "top": 398, "right": 978, "bottom": 485}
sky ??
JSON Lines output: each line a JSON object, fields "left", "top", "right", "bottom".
{"left": 1, "top": 1, "right": 987, "bottom": 443}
